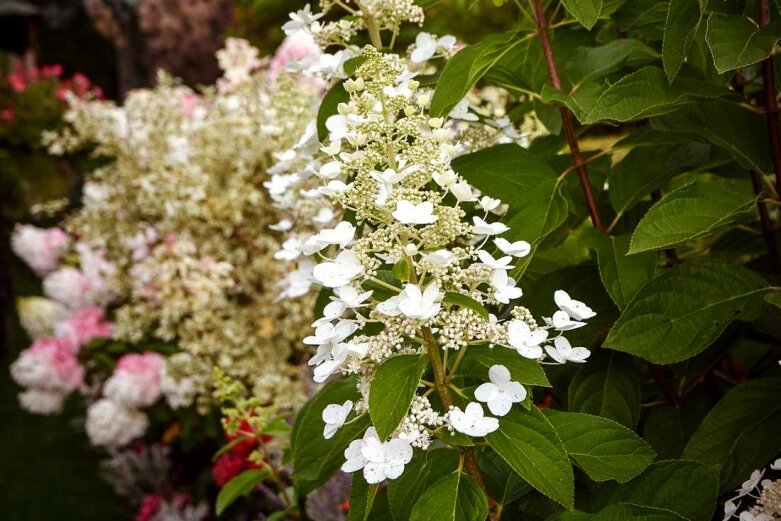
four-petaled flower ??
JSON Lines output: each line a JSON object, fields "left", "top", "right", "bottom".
{"left": 475, "top": 365, "right": 526, "bottom": 416}
{"left": 494, "top": 238, "right": 531, "bottom": 258}
{"left": 341, "top": 427, "right": 413, "bottom": 484}
{"left": 449, "top": 402, "right": 499, "bottom": 436}
{"left": 545, "top": 337, "right": 590, "bottom": 364}
{"left": 312, "top": 250, "right": 363, "bottom": 287}
{"left": 393, "top": 200, "right": 438, "bottom": 225}
{"left": 554, "top": 290, "right": 596, "bottom": 321}
{"left": 506, "top": 320, "right": 548, "bottom": 359}
{"left": 492, "top": 270, "right": 523, "bottom": 304}
{"left": 473, "top": 216, "right": 509, "bottom": 236}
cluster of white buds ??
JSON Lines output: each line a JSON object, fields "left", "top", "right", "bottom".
{"left": 724, "top": 460, "right": 781, "bottom": 521}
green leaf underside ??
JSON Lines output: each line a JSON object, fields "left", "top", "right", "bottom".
{"left": 544, "top": 410, "right": 655, "bottom": 483}
{"left": 485, "top": 408, "right": 574, "bottom": 509}
{"left": 628, "top": 178, "right": 756, "bottom": 254}
{"left": 561, "top": 0, "right": 603, "bottom": 29}
{"left": 683, "top": 377, "right": 781, "bottom": 492}
{"left": 604, "top": 261, "right": 768, "bottom": 363}
{"left": 662, "top": 0, "right": 704, "bottom": 82}
{"left": 706, "top": 14, "right": 781, "bottom": 73}
{"left": 369, "top": 354, "right": 429, "bottom": 439}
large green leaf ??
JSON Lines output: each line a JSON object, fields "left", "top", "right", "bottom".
{"left": 628, "top": 178, "right": 756, "bottom": 254}
{"left": 578, "top": 66, "right": 728, "bottom": 123}
{"left": 387, "top": 449, "right": 460, "bottom": 521}
{"left": 683, "top": 377, "right": 781, "bottom": 492}
{"left": 581, "top": 230, "right": 657, "bottom": 309}
{"left": 608, "top": 141, "right": 711, "bottom": 217}
{"left": 544, "top": 410, "right": 655, "bottom": 483}
{"left": 477, "top": 449, "right": 532, "bottom": 506}
{"left": 662, "top": 0, "right": 705, "bottom": 82}
{"left": 348, "top": 472, "right": 378, "bottom": 521}
{"left": 215, "top": 468, "right": 271, "bottom": 515}
{"left": 591, "top": 460, "right": 718, "bottom": 521}
{"left": 561, "top": 0, "right": 603, "bottom": 29}
{"left": 369, "top": 354, "right": 429, "bottom": 439}
{"left": 706, "top": 14, "right": 781, "bottom": 73}
{"left": 430, "top": 32, "right": 524, "bottom": 117}
{"left": 642, "top": 400, "right": 710, "bottom": 459}
{"left": 569, "top": 350, "right": 640, "bottom": 429}
{"left": 409, "top": 471, "right": 488, "bottom": 521}
{"left": 551, "top": 504, "right": 684, "bottom": 521}
{"left": 604, "top": 261, "right": 768, "bottom": 364}
{"left": 458, "top": 345, "right": 550, "bottom": 387}
{"left": 651, "top": 101, "right": 773, "bottom": 173}
{"left": 291, "top": 376, "right": 370, "bottom": 492}
{"left": 567, "top": 39, "right": 660, "bottom": 86}
{"left": 485, "top": 408, "right": 574, "bottom": 509}
{"left": 451, "top": 144, "right": 567, "bottom": 245}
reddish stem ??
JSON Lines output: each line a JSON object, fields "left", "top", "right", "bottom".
{"left": 759, "top": 0, "right": 781, "bottom": 194}
{"left": 649, "top": 364, "right": 680, "bottom": 405}
{"left": 751, "top": 172, "right": 781, "bottom": 273}
{"left": 531, "top": 0, "right": 604, "bottom": 230}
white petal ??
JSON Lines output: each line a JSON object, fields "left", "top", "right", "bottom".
{"left": 488, "top": 364, "right": 511, "bottom": 385}
{"left": 474, "top": 382, "right": 499, "bottom": 403}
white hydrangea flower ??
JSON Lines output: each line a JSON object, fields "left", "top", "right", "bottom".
{"left": 545, "top": 337, "right": 590, "bottom": 364}
{"left": 554, "top": 290, "right": 596, "bottom": 321}
{"left": 494, "top": 238, "right": 531, "bottom": 257}
{"left": 491, "top": 270, "right": 523, "bottom": 304}
{"left": 341, "top": 426, "right": 413, "bottom": 484}
{"left": 397, "top": 282, "right": 443, "bottom": 320}
{"left": 393, "top": 200, "right": 438, "bottom": 225}
{"left": 473, "top": 216, "right": 509, "bottom": 236}
{"left": 547, "top": 310, "right": 586, "bottom": 331}
{"left": 449, "top": 402, "right": 499, "bottom": 436}
{"left": 312, "top": 250, "right": 363, "bottom": 287}
{"left": 322, "top": 400, "right": 353, "bottom": 439}
{"left": 506, "top": 320, "right": 548, "bottom": 359}
{"left": 477, "top": 250, "right": 513, "bottom": 271}
{"left": 282, "top": 4, "right": 324, "bottom": 35}
{"left": 474, "top": 365, "right": 526, "bottom": 416}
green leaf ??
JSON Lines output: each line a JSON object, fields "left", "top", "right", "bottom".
{"left": 348, "top": 471, "right": 378, "bottom": 521}
{"left": 643, "top": 401, "right": 710, "bottom": 459}
{"left": 444, "top": 292, "right": 489, "bottom": 320}
{"left": 604, "top": 261, "right": 769, "bottom": 364}
{"left": 683, "top": 377, "right": 781, "bottom": 492}
{"left": 430, "top": 32, "right": 524, "bottom": 117}
{"left": 393, "top": 257, "right": 410, "bottom": 282}
{"left": 567, "top": 39, "right": 660, "bottom": 86}
{"left": 663, "top": 0, "right": 705, "bottom": 82}
{"left": 706, "top": 14, "right": 781, "bottom": 73}
{"left": 580, "top": 66, "right": 729, "bottom": 124}
{"left": 551, "top": 504, "right": 685, "bottom": 521}
{"left": 387, "top": 449, "right": 460, "bottom": 521}
{"left": 291, "top": 377, "right": 370, "bottom": 492}
{"left": 369, "top": 354, "right": 429, "bottom": 439}
{"left": 651, "top": 101, "right": 773, "bottom": 173}
{"left": 561, "top": 0, "right": 603, "bottom": 29}
{"left": 485, "top": 408, "right": 574, "bottom": 509}
{"left": 569, "top": 351, "right": 640, "bottom": 428}
{"left": 477, "top": 449, "right": 532, "bottom": 506}
{"left": 591, "top": 460, "right": 718, "bottom": 521}
{"left": 317, "top": 82, "right": 349, "bottom": 141}
{"left": 628, "top": 178, "right": 756, "bottom": 254}
{"left": 215, "top": 468, "right": 271, "bottom": 515}
{"left": 581, "top": 230, "right": 657, "bottom": 309}
{"left": 451, "top": 144, "right": 567, "bottom": 245}
{"left": 409, "top": 471, "right": 488, "bottom": 521}
{"left": 459, "top": 345, "right": 550, "bottom": 387}
{"left": 543, "top": 410, "right": 655, "bottom": 483}
{"left": 608, "top": 141, "right": 711, "bottom": 217}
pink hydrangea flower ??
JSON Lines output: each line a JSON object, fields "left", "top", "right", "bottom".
{"left": 103, "top": 352, "right": 164, "bottom": 407}
{"left": 11, "top": 225, "right": 69, "bottom": 276}
{"left": 10, "top": 336, "right": 83, "bottom": 393}
{"left": 55, "top": 307, "right": 113, "bottom": 348}
{"left": 269, "top": 31, "right": 322, "bottom": 78}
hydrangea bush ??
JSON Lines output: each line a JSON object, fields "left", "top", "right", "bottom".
{"left": 234, "top": 0, "right": 781, "bottom": 519}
